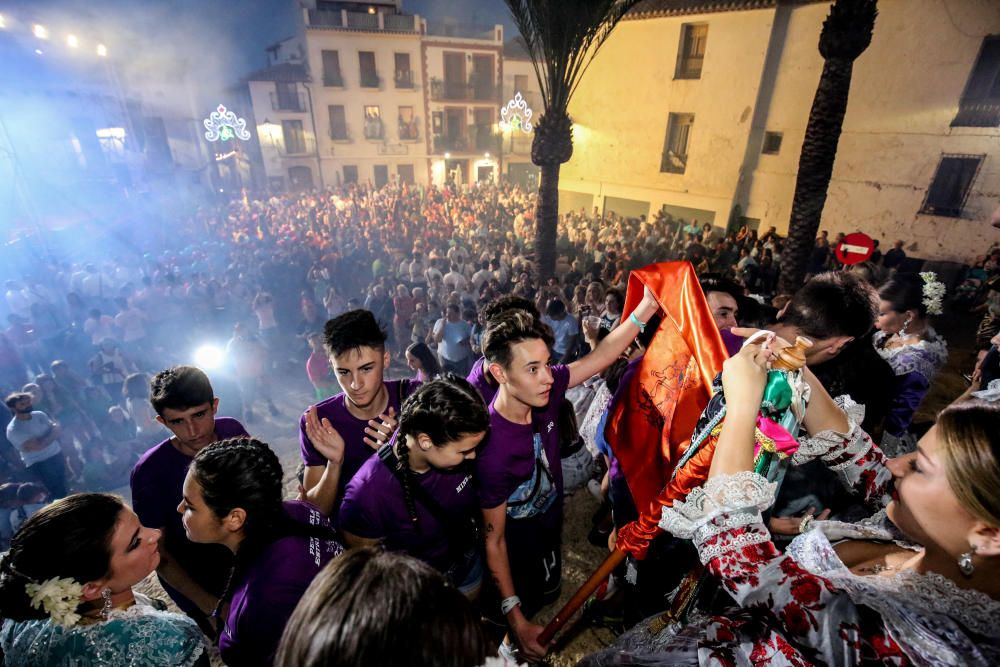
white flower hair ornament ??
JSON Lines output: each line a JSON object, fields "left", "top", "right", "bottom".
{"left": 25, "top": 576, "right": 85, "bottom": 627}
{"left": 919, "top": 272, "right": 946, "bottom": 316}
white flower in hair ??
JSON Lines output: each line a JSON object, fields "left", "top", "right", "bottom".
{"left": 919, "top": 271, "right": 946, "bottom": 316}
{"left": 25, "top": 576, "right": 84, "bottom": 627}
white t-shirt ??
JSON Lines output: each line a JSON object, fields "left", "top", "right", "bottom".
{"left": 542, "top": 315, "right": 580, "bottom": 355}
{"left": 433, "top": 318, "right": 472, "bottom": 362}
{"left": 6, "top": 412, "right": 61, "bottom": 467}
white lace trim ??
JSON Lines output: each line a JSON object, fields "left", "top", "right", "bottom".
{"left": 658, "top": 471, "right": 775, "bottom": 539}
{"left": 690, "top": 510, "right": 762, "bottom": 544}
{"left": 972, "top": 379, "right": 1000, "bottom": 402}
{"left": 873, "top": 330, "right": 948, "bottom": 380}
{"left": 696, "top": 526, "right": 771, "bottom": 565}
{"left": 791, "top": 395, "right": 865, "bottom": 465}
{"left": 789, "top": 526, "right": 1000, "bottom": 641}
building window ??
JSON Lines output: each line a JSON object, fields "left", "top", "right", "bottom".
{"left": 514, "top": 74, "right": 529, "bottom": 93}
{"left": 952, "top": 35, "right": 1000, "bottom": 128}
{"left": 761, "top": 131, "right": 783, "bottom": 155}
{"left": 328, "top": 105, "right": 348, "bottom": 140}
{"left": 359, "top": 51, "right": 379, "bottom": 88}
{"left": 660, "top": 113, "right": 694, "bottom": 174}
{"left": 273, "top": 82, "right": 303, "bottom": 112}
{"left": 394, "top": 53, "right": 413, "bottom": 88}
{"left": 398, "top": 164, "right": 415, "bottom": 184}
{"left": 676, "top": 24, "right": 708, "bottom": 79}
{"left": 322, "top": 50, "right": 343, "bottom": 86}
{"left": 342, "top": 165, "right": 358, "bottom": 184}
{"left": 398, "top": 106, "right": 418, "bottom": 140}
{"left": 919, "top": 154, "right": 984, "bottom": 218}
{"left": 374, "top": 164, "right": 389, "bottom": 188}
{"left": 281, "top": 119, "right": 306, "bottom": 154}
{"left": 363, "top": 105, "right": 383, "bottom": 140}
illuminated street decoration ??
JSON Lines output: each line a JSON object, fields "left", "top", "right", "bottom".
{"left": 499, "top": 92, "right": 533, "bottom": 133}
{"left": 204, "top": 104, "right": 250, "bottom": 142}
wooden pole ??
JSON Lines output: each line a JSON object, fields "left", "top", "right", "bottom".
{"left": 538, "top": 548, "right": 626, "bottom": 645}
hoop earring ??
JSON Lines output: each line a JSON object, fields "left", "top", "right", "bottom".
{"left": 101, "top": 587, "right": 113, "bottom": 620}
{"left": 958, "top": 545, "right": 977, "bottom": 577}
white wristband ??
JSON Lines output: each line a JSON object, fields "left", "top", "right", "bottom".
{"left": 500, "top": 595, "right": 521, "bottom": 616}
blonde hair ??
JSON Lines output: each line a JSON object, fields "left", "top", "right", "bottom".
{"left": 937, "top": 400, "right": 1000, "bottom": 527}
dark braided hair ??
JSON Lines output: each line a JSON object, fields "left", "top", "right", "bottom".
{"left": 190, "top": 437, "right": 291, "bottom": 614}
{"left": 392, "top": 375, "right": 489, "bottom": 526}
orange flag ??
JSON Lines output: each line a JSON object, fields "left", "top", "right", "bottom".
{"left": 608, "top": 261, "right": 728, "bottom": 559}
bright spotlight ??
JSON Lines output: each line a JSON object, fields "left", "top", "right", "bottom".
{"left": 0, "top": 15, "right": 7, "bottom": 29}
{"left": 194, "top": 344, "right": 226, "bottom": 370}
{"left": 66, "top": 34, "right": 79, "bottom": 48}
{"left": 34, "top": 48, "right": 43, "bottom": 56}
{"left": 32, "top": 24, "right": 48, "bottom": 40}
{"left": 96, "top": 43, "right": 107, "bottom": 57}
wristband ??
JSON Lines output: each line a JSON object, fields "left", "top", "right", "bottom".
{"left": 628, "top": 312, "right": 646, "bottom": 333}
{"left": 500, "top": 595, "right": 521, "bottom": 616}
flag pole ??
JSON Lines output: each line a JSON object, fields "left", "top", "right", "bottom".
{"left": 539, "top": 549, "right": 625, "bottom": 645}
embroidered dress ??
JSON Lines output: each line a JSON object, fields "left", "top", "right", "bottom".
{"left": 582, "top": 401, "right": 1000, "bottom": 666}
{"left": 0, "top": 599, "right": 208, "bottom": 666}
{"left": 873, "top": 329, "right": 948, "bottom": 457}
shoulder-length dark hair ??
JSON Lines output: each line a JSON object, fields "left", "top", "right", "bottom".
{"left": 276, "top": 546, "right": 486, "bottom": 667}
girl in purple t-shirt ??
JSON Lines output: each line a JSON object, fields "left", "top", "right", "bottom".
{"left": 179, "top": 437, "right": 344, "bottom": 667}
{"left": 340, "top": 376, "right": 489, "bottom": 596}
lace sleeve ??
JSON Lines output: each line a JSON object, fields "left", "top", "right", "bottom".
{"left": 792, "top": 396, "right": 894, "bottom": 509}
{"left": 658, "top": 471, "right": 776, "bottom": 565}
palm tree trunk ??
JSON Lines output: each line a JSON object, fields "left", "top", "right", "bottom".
{"left": 778, "top": 57, "right": 857, "bottom": 294}
{"left": 534, "top": 162, "right": 560, "bottom": 281}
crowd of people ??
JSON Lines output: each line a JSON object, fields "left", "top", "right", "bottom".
{"left": 0, "top": 179, "right": 998, "bottom": 665}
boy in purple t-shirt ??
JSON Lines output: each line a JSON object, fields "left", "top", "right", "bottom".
{"left": 130, "top": 366, "right": 248, "bottom": 631}
{"left": 478, "top": 287, "right": 659, "bottom": 661}
{"left": 466, "top": 295, "right": 541, "bottom": 404}
{"left": 300, "top": 309, "right": 417, "bottom": 518}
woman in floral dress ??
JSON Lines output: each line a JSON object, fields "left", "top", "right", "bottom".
{"left": 584, "top": 334, "right": 1000, "bottom": 666}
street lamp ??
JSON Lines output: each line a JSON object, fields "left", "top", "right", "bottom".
{"left": 66, "top": 34, "right": 78, "bottom": 48}
{"left": 32, "top": 23, "right": 48, "bottom": 40}
{"left": 96, "top": 43, "right": 107, "bottom": 57}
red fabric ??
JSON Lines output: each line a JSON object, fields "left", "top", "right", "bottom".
{"left": 609, "top": 262, "right": 728, "bottom": 559}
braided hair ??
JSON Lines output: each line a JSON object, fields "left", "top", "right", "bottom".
{"left": 392, "top": 375, "right": 489, "bottom": 526}
{"left": 190, "top": 437, "right": 288, "bottom": 612}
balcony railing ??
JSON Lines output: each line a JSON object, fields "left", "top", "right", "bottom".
{"left": 279, "top": 136, "right": 317, "bottom": 156}
{"left": 951, "top": 102, "right": 1000, "bottom": 128}
{"left": 269, "top": 91, "right": 306, "bottom": 112}
{"left": 385, "top": 14, "right": 416, "bottom": 31}
{"left": 322, "top": 71, "right": 344, "bottom": 87}
{"left": 360, "top": 73, "right": 381, "bottom": 89}
{"left": 363, "top": 119, "right": 385, "bottom": 140}
{"left": 432, "top": 130, "right": 499, "bottom": 154}
{"left": 395, "top": 70, "right": 415, "bottom": 89}
{"left": 398, "top": 121, "right": 420, "bottom": 141}
{"left": 307, "top": 9, "right": 419, "bottom": 33}
{"left": 429, "top": 78, "right": 497, "bottom": 102}
{"left": 329, "top": 127, "right": 350, "bottom": 142}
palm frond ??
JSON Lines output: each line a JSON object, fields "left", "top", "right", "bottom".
{"left": 503, "top": 0, "right": 642, "bottom": 113}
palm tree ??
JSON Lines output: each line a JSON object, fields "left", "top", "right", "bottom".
{"left": 504, "top": 0, "right": 641, "bottom": 280}
{"left": 778, "top": 0, "right": 877, "bottom": 295}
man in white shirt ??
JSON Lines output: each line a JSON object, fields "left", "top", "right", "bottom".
{"left": 432, "top": 303, "right": 473, "bottom": 376}
{"left": 5, "top": 393, "right": 67, "bottom": 498}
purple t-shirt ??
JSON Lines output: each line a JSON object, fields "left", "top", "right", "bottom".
{"left": 219, "top": 500, "right": 344, "bottom": 667}
{"left": 340, "top": 438, "right": 477, "bottom": 573}
{"left": 466, "top": 356, "right": 498, "bottom": 404}
{"left": 299, "top": 379, "right": 417, "bottom": 503}
{"left": 130, "top": 417, "right": 249, "bottom": 617}
{"left": 476, "top": 364, "right": 571, "bottom": 511}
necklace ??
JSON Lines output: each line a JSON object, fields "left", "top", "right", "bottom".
{"left": 855, "top": 562, "right": 897, "bottom": 575}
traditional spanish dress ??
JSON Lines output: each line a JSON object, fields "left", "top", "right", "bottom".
{"left": 582, "top": 399, "right": 1000, "bottom": 666}
{"left": 873, "top": 329, "right": 948, "bottom": 457}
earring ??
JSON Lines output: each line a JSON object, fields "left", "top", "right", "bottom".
{"left": 101, "top": 587, "right": 113, "bottom": 620}
{"left": 958, "top": 545, "right": 977, "bottom": 577}
{"left": 899, "top": 316, "right": 913, "bottom": 339}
